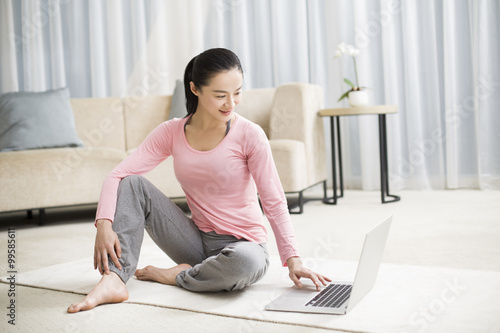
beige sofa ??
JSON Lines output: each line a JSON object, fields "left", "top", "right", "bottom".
{"left": 0, "top": 83, "right": 327, "bottom": 224}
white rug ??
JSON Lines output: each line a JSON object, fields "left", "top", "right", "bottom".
{"left": 2, "top": 246, "right": 500, "bottom": 333}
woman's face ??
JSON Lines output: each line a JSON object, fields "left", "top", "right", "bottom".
{"left": 190, "top": 68, "right": 243, "bottom": 122}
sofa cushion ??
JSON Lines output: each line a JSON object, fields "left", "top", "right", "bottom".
{"left": 0, "top": 147, "right": 126, "bottom": 211}
{"left": 70, "top": 97, "right": 126, "bottom": 151}
{"left": 236, "top": 87, "right": 275, "bottom": 137}
{"left": 169, "top": 80, "right": 188, "bottom": 120}
{"left": 0, "top": 87, "right": 84, "bottom": 152}
{"left": 123, "top": 95, "right": 170, "bottom": 150}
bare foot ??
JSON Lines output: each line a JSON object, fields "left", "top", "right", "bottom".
{"left": 135, "top": 264, "right": 192, "bottom": 285}
{"left": 67, "top": 272, "right": 128, "bottom": 313}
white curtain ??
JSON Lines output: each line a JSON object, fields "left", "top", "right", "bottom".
{"left": 323, "top": 0, "right": 500, "bottom": 191}
{"left": 202, "top": 0, "right": 500, "bottom": 191}
{"left": 0, "top": 0, "right": 210, "bottom": 97}
{"left": 1, "top": 0, "right": 499, "bottom": 190}
{"left": 204, "top": 0, "right": 329, "bottom": 91}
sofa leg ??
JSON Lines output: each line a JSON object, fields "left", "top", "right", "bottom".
{"left": 27, "top": 210, "right": 33, "bottom": 219}
{"left": 287, "top": 180, "right": 329, "bottom": 214}
{"left": 288, "top": 191, "right": 304, "bottom": 215}
{"left": 38, "top": 209, "right": 46, "bottom": 226}
{"left": 322, "top": 180, "right": 328, "bottom": 201}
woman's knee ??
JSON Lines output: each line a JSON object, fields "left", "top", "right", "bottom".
{"left": 119, "top": 175, "right": 143, "bottom": 188}
{"left": 220, "top": 242, "right": 269, "bottom": 289}
{"left": 118, "top": 175, "right": 152, "bottom": 196}
{"left": 176, "top": 242, "right": 269, "bottom": 292}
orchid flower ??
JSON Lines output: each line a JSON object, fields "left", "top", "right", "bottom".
{"left": 334, "top": 43, "right": 367, "bottom": 102}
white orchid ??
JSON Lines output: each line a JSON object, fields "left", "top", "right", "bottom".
{"left": 334, "top": 42, "right": 367, "bottom": 102}
{"left": 334, "top": 42, "right": 359, "bottom": 58}
{"left": 349, "top": 47, "right": 360, "bottom": 57}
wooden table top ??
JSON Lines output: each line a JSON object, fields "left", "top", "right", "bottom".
{"left": 319, "top": 105, "right": 398, "bottom": 117}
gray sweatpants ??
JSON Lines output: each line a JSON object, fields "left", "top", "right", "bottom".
{"left": 107, "top": 175, "right": 269, "bottom": 292}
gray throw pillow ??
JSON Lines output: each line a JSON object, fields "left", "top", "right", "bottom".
{"left": 168, "top": 80, "right": 188, "bottom": 120}
{"left": 0, "top": 87, "right": 84, "bottom": 151}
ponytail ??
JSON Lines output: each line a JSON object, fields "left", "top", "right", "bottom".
{"left": 183, "top": 48, "right": 243, "bottom": 117}
{"left": 184, "top": 56, "right": 198, "bottom": 116}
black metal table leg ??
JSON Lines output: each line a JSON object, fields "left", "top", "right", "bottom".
{"left": 38, "top": 208, "right": 46, "bottom": 226}
{"left": 323, "top": 116, "right": 344, "bottom": 205}
{"left": 378, "top": 114, "right": 400, "bottom": 203}
{"left": 336, "top": 116, "right": 344, "bottom": 198}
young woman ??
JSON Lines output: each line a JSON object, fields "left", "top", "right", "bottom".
{"left": 68, "top": 48, "right": 330, "bottom": 313}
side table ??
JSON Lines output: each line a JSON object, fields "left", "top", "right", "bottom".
{"left": 318, "top": 105, "right": 401, "bottom": 204}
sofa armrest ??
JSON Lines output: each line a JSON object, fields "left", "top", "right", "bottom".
{"left": 269, "top": 83, "right": 327, "bottom": 186}
{"left": 269, "top": 139, "right": 307, "bottom": 193}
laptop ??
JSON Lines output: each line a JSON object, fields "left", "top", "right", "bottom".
{"left": 265, "top": 216, "right": 392, "bottom": 315}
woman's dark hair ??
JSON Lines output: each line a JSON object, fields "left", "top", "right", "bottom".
{"left": 184, "top": 48, "right": 243, "bottom": 116}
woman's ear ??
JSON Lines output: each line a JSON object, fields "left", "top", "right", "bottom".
{"left": 189, "top": 81, "right": 199, "bottom": 96}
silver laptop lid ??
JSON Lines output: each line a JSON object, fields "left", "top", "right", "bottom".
{"left": 345, "top": 216, "right": 392, "bottom": 311}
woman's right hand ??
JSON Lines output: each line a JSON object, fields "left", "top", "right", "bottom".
{"left": 94, "top": 219, "right": 122, "bottom": 275}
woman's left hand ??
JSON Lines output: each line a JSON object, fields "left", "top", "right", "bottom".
{"left": 286, "top": 257, "right": 332, "bottom": 291}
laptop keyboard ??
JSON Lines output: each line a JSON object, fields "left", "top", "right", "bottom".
{"left": 305, "top": 284, "right": 352, "bottom": 308}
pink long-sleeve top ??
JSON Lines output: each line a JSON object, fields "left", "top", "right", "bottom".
{"left": 96, "top": 113, "right": 299, "bottom": 265}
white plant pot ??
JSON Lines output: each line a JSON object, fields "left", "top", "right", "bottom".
{"left": 348, "top": 90, "right": 369, "bottom": 107}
